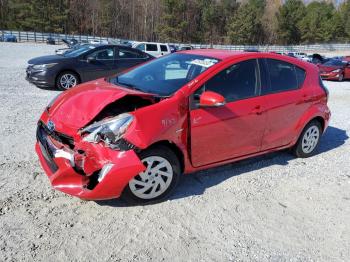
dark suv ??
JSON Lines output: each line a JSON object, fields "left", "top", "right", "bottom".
{"left": 26, "top": 44, "right": 153, "bottom": 90}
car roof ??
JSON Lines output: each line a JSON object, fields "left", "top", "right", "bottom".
{"left": 177, "top": 49, "right": 314, "bottom": 69}
{"left": 178, "top": 49, "right": 249, "bottom": 60}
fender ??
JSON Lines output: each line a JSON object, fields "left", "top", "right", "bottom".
{"left": 291, "top": 103, "right": 331, "bottom": 145}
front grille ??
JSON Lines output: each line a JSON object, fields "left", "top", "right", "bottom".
{"left": 38, "top": 121, "right": 75, "bottom": 149}
{"left": 36, "top": 124, "right": 58, "bottom": 173}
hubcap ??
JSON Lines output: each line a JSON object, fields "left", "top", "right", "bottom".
{"left": 129, "top": 156, "right": 173, "bottom": 200}
{"left": 60, "top": 73, "right": 77, "bottom": 89}
{"left": 301, "top": 125, "right": 320, "bottom": 154}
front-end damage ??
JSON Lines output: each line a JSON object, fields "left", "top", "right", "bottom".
{"left": 35, "top": 86, "right": 190, "bottom": 200}
{"left": 36, "top": 119, "right": 145, "bottom": 200}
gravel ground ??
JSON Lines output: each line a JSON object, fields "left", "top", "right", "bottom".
{"left": 0, "top": 42, "right": 349, "bottom": 262}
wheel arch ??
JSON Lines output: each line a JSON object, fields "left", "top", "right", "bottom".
{"left": 55, "top": 69, "right": 82, "bottom": 86}
{"left": 142, "top": 140, "right": 185, "bottom": 174}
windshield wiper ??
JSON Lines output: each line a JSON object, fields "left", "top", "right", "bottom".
{"left": 114, "top": 77, "right": 146, "bottom": 92}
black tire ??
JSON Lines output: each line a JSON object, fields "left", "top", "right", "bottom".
{"left": 292, "top": 120, "right": 322, "bottom": 158}
{"left": 56, "top": 71, "right": 80, "bottom": 90}
{"left": 338, "top": 73, "right": 344, "bottom": 82}
{"left": 122, "top": 145, "right": 181, "bottom": 204}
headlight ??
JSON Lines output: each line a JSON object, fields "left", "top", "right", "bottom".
{"left": 331, "top": 69, "right": 341, "bottom": 73}
{"left": 32, "top": 63, "right": 57, "bottom": 70}
{"left": 81, "top": 113, "right": 134, "bottom": 148}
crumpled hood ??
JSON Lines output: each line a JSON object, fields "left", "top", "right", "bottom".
{"left": 47, "top": 79, "right": 152, "bottom": 132}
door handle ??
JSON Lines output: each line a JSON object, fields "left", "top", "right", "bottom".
{"left": 251, "top": 105, "right": 263, "bottom": 115}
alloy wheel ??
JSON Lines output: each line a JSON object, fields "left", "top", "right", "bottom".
{"left": 301, "top": 125, "right": 320, "bottom": 154}
{"left": 128, "top": 156, "right": 173, "bottom": 200}
{"left": 60, "top": 73, "right": 77, "bottom": 89}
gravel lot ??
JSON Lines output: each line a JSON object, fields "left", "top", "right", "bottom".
{"left": 0, "top": 42, "right": 349, "bottom": 262}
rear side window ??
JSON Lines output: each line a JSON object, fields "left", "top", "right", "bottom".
{"left": 264, "top": 59, "right": 301, "bottom": 94}
{"left": 136, "top": 44, "right": 145, "bottom": 51}
{"left": 118, "top": 48, "right": 143, "bottom": 59}
{"left": 146, "top": 44, "right": 158, "bottom": 52}
{"left": 160, "top": 45, "right": 168, "bottom": 52}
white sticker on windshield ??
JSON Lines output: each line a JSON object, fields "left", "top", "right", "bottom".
{"left": 189, "top": 59, "right": 218, "bottom": 68}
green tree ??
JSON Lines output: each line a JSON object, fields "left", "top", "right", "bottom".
{"left": 227, "top": 0, "right": 265, "bottom": 45}
{"left": 157, "top": 0, "right": 188, "bottom": 42}
{"left": 276, "top": 0, "right": 305, "bottom": 44}
{"left": 339, "top": 0, "right": 350, "bottom": 41}
{"left": 298, "top": 2, "right": 336, "bottom": 43}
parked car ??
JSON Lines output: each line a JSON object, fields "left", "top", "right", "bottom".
{"left": 169, "top": 44, "right": 178, "bottom": 53}
{"left": 0, "top": 34, "right": 17, "bottom": 42}
{"left": 133, "top": 42, "right": 171, "bottom": 57}
{"left": 342, "top": 56, "right": 350, "bottom": 62}
{"left": 35, "top": 50, "right": 330, "bottom": 203}
{"left": 55, "top": 43, "right": 88, "bottom": 55}
{"left": 90, "top": 39, "right": 109, "bottom": 45}
{"left": 46, "top": 37, "right": 56, "bottom": 45}
{"left": 179, "top": 45, "right": 194, "bottom": 51}
{"left": 318, "top": 59, "right": 350, "bottom": 81}
{"left": 62, "top": 38, "right": 78, "bottom": 47}
{"left": 26, "top": 44, "right": 153, "bottom": 90}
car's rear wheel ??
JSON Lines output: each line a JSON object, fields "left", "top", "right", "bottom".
{"left": 293, "top": 120, "right": 322, "bottom": 158}
{"left": 56, "top": 71, "right": 80, "bottom": 90}
{"left": 123, "top": 145, "right": 181, "bottom": 204}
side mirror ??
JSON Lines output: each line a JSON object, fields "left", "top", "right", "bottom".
{"left": 87, "top": 57, "right": 96, "bottom": 63}
{"left": 199, "top": 91, "right": 225, "bottom": 107}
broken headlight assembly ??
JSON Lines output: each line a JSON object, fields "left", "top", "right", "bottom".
{"left": 81, "top": 113, "right": 134, "bottom": 150}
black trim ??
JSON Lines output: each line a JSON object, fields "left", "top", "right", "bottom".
{"left": 36, "top": 124, "right": 58, "bottom": 173}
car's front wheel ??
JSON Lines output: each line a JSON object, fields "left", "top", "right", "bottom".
{"left": 56, "top": 71, "right": 80, "bottom": 90}
{"left": 293, "top": 120, "right": 322, "bottom": 158}
{"left": 338, "top": 73, "right": 344, "bottom": 82}
{"left": 123, "top": 145, "right": 181, "bottom": 204}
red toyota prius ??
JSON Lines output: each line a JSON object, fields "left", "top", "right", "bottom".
{"left": 35, "top": 50, "right": 330, "bottom": 203}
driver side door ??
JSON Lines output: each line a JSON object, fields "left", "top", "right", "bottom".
{"left": 190, "top": 59, "right": 268, "bottom": 167}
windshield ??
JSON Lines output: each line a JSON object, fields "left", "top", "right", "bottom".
{"left": 323, "top": 60, "right": 344, "bottom": 66}
{"left": 63, "top": 45, "right": 96, "bottom": 57}
{"left": 110, "top": 53, "right": 220, "bottom": 96}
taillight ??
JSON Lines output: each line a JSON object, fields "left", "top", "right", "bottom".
{"left": 319, "top": 76, "right": 329, "bottom": 102}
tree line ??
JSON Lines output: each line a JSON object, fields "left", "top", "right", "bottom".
{"left": 1, "top": 0, "right": 350, "bottom": 45}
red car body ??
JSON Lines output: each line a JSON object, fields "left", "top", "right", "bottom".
{"left": 318, "top": 59, "right": 350, "bottom": 81}
{"left": 35, "top": 50, "right": 330, "bottom": 201}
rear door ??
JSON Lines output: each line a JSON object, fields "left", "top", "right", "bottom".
{"left": 190, "top": 59, "right": 268, "bottom": 167}
{"left": 81, "top": 46, "right": 116, "bottom": 81}
{"left": 260, "top": 58, "right": 309, "bottom": 150}
{"left": 113, "top": 47, "right": 149, "bottom": 74}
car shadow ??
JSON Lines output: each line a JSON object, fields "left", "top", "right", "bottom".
{"left": 96, "top": 126, "right": 348, "bottom": 207}
{"left": 35, "top": 85, "right": 58, "bottom": 91}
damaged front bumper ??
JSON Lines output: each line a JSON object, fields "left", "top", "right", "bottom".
{"left": 35, "top": 122, "right": 145, "bottom": 200}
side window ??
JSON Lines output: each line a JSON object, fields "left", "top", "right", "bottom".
{"left": 88, "top": 48, "right": 114, "bottom": 60}
{"left": 160, "top": 45, "right": 168, "bottom": 52}
{"left": 118, "top": 48, "right": 143, "bottom": 59}
{"left": 146, "top": 44, "right": 158, "bottom": 52}
{"left": 200, "top": 59, "right": 259, "bottom": 102}
{"left": 265, "top": 59, "right": 298, "bottom": 93}
{"left": 136, "top": 44, "right": 145, "bottom": 51}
